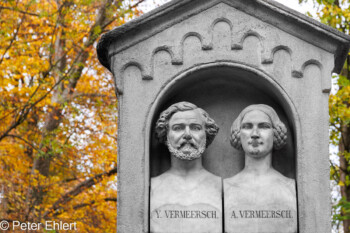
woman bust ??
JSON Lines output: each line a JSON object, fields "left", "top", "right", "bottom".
{"left": 224, "top": 104, "right": 297, "bottom": 233}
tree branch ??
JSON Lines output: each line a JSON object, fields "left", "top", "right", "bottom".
{"left": 131, "top": 0, "right": 146, "bottom": 8}
{"left": 102, "top": 0, "right": 146, "bottom": 29}
{"left": 0, "top": 7, "right": 27, "bottom": 65}
{"left": 72, "top": 197, "right": 117, "bottom": 210}
{"left": 0, "top": 6, "right": 39, "bottom": 17}
{"left": 7, "top": 134, "right": 40, "bottom": 152}
{"left": 72, "top": 93, "right": 116, "bottom": 99}
{"left": 104, "top": 132, "right": 118, "bottom": 142}
{"left": 50, "top": 197, "right": 117, "bottom": 217}
{"left": 0, "top": 72, "right": 67, "bottom": 141}
{"left": 330, "top": 159, "right": 340, "bottom": 183}
{"left": 43, "top": 166, "right": 117, "bottom": 218}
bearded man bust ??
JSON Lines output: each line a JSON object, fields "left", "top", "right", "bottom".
{"left": 150, "top": 102, "right": 222, "bottom": 233}
{"left": 224, "top": 104, "right": 297, "bottom": 233}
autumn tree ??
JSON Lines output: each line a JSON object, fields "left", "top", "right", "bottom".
{"left": 0, "top": 0, "right": 144, "bottom": 232}
{"left": 297, "top": 0, "right": 350, "bottom": 232}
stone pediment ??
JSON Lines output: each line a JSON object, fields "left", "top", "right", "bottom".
{"left": 98, "top": 0, "right": 350, "bottom": 75}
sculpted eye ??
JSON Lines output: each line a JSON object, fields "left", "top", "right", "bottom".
{"left": 172, "top": 125, "right": 183, "bottom": 131}
{"left": 191, "top": 125, "right": 202, "bottom": 131}
{"left": 259, "top": 123, "right": 272, "bottom": 129}
{"left": 241, "top": 123, "right": 252, "bottom": 129}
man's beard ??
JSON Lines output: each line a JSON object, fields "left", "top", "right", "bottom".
{"left": 167, "top": 139, "right": 206, "bottom": 161}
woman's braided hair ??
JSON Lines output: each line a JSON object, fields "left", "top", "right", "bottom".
{"left": 155, "top": 102, "right": 219, "bottom": 147}
{"left": 230, "top": 104, "right": 287, "bottom": 151}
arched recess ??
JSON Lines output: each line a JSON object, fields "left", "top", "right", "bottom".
{"left": 143, "top": 62, "right": 302, "bottom": 230}
{"left": 146, "top": 62, "right": 300, "bottom": 179}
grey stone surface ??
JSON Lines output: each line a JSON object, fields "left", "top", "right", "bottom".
{"left": 96, "top": 0, "right": 350, "bottom": 232}
{"left": 150, "top": 171, "right": 222, "bottom": 233}
{"left": 224, "top": 105, "right": 297, "bottom": 233}
{"left": 150, "top": 102, "right": 222, "bottom": 233}
{"left": 225, "top": 172, "right": 297, "bottom": 233}
{"left": 97, "top": 0, "right": 350, "bottom": 74}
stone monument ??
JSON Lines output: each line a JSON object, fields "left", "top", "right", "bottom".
{"left": 224, "top": 104, "right": 297, "bottom": 233}
{"left": 97, "top": 0, "right": 350, "bottom": 232}
{"left": 150, "top": 101, "right": 221, "bottom": 233}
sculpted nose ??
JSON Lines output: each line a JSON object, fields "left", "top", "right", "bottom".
{"left": 183, "top": 128, "right": 192, "bottom": 140}
{"left": 251, "top": 127, "right": 260, "bottom": 139}
{"left": 183, "top": 134, "right": 192, "bottom": 140}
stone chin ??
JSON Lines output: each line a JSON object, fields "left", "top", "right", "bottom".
{"left": 245, "top": 147, "right": 270, "bottom": 159}
{"left": 247, "top": 148, "right": 260, "bottom": 156}
{"left": 167, "top": 141, "right": 206, "bottom": 161}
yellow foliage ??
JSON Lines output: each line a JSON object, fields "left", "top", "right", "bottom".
{"left": 0, "top": 0, "right": 143, "bottom": 232}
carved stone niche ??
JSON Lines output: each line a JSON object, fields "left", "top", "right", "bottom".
{"left": 97, "top": 0, "right": 350, "bottom": 232}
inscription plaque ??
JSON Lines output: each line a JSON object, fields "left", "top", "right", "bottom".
{"left": 150, "top": 102, "right": 222, "bottom": 233}
{"left": 224, "top": 104, "right": 297, "bottom": 233}
{"left": 151, "top": 174, "right": 222, "bottom": 233}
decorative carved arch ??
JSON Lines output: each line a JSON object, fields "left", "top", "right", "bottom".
{"left": 232, "top": 30, "right": 264, "bottom": 50}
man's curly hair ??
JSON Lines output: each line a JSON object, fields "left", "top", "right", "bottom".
{"left": 230, "top": 104, "right": 287, "bottom": 151}
{"left": 155, "top": 102, "right": 219, "bottom": 147}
